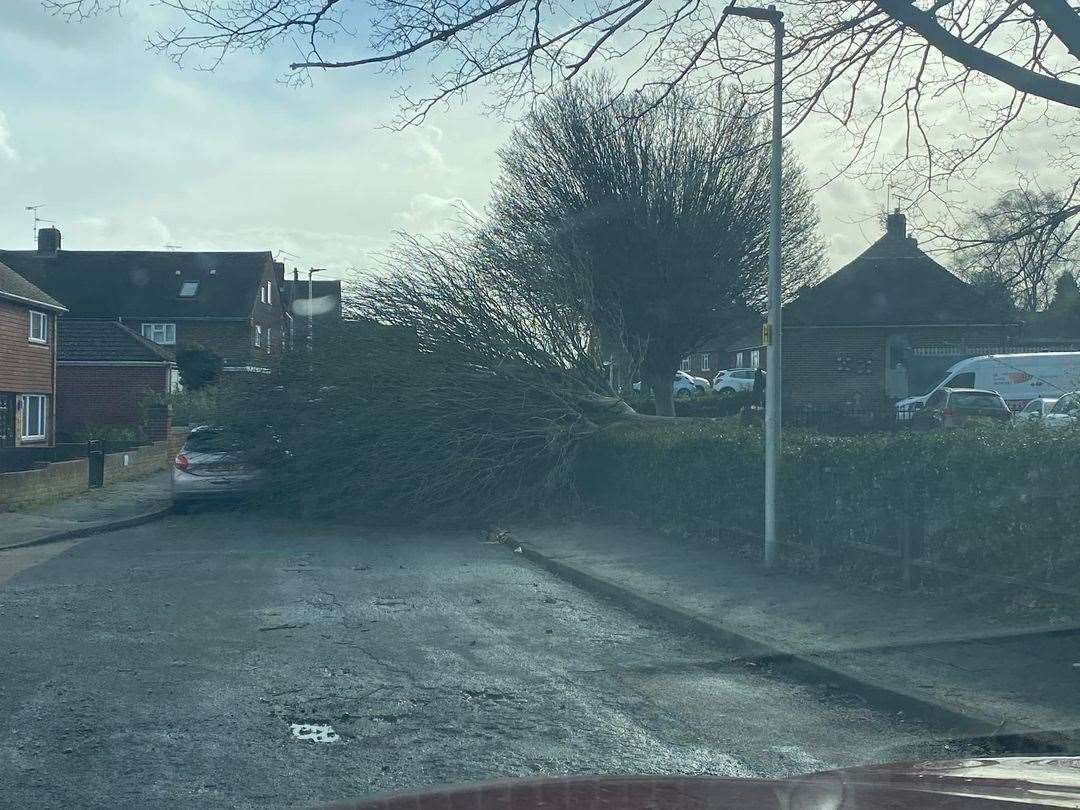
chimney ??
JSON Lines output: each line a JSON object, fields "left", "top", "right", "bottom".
{"left": 37, "top": 226, "right": 61, "bottom": 254}
{"left": 293, "top": 267, "right": 299, "bottom": 282}
{"left": 885, "top": 210, "right": 906, "bottom": 240}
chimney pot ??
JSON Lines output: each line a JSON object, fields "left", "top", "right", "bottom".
{"left": 37, "top": 226, "right": 61, "bottom": 254}
{"left": 886, "top": 211, "right": 906, "bottom": 240}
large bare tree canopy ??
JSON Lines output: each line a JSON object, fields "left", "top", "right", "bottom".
{"left": 47, "top": 0, "right": 1080, "bottom": 242}
{"left": 482, "top": 81, "right": 822, "bottom": 414}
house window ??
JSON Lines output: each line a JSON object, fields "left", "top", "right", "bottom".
{"left": 265, "top": 328, "right": 272, "bottom": 354}
{"left": 265, "top": 280, "right": 273, "bottom": 305}
{"left": 254, "top": 324, "right": 262, "bottom": 348}
{"left": 179, "top": 281, "right": 199, "bottom": 297}
{"left": 141, "top": 323, "right": 176, "bottom": 345}
{"left": 21, "top": 394, "right": 46, "bottom": 441}
{"left": 700, "top": 353, "right": 711, "bottom": 371}
{"left": 28, "top": 310, "right": 48, "bottom": 344}
{"left": 750, "top": 349, "right": 761, "bottom": 368}
{"left": 169, "top": 368, "right": 183, "bottom": 393}
{"left": 680, "top": 357, "right": 691, "bottom": 372}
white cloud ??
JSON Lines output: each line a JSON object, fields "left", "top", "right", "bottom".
{"left": 407, "top": 124, "right": 449, "bottom": 173}
{"left": 0, "top": 110, "right": 17, "bottom": 161}
{"left": 399, "top": 193, "right": 479, "bottom": 233}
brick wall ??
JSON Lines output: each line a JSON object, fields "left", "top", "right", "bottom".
{"left": 0, "top": 299, "right": 55, "bottom": 394}
{"left": 55, "top": 364, "right": 171, "bottom": 441}
{"left": 0, "top": 427, "right": 188, "bottom": 508}
{"left": 782, "top": 324, "right": 1019, "bottom": 407}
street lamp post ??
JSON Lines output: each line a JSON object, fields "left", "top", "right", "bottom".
{"left": 307, "top": 267, "right": 325, "bottom": 349}
{"left": 721, "top": 2, "right": 784, "bottom": 567}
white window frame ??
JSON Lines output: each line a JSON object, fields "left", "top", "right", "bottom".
{"left": 179, "top": 281, "right": 199, "bottom": 297}
{"left": 141, "top": 322, "right": 176, "bottom": 345}
{"left": 750, "top": 349, "right": 761, "bottom": 368}
{"left": 265, "top": 280, "right": 273, "bottom": 306}
{"left": 265, "top": 328, "right": 272, "bottom": 355}
{"left": 254, "top": 324, "right": 262, "bottom": 348}
{"left": 680, "top": 357, "right": 691, "bottom": 372}
{"left": 28, "top": 310, "right": 48, "bottom": 344}
{"left": 700, "top": 353, "right": 711, "bottom": 372}
{"left": 21, "top": 394, "right": 47, "bottom": 441}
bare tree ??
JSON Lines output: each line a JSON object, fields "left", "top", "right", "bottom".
{"left": 46, "top": 0, "right": 1079, "bottom": 253}
{"left": 480, "top": 80, "right": 822, "bottom": 415}
{"left": 954, "top": 186, "right": 1080, "bottom": 311}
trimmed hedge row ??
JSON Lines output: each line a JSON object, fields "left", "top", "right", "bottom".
{"left": 575, "top": 419, "right": 1080, "bottom": 587}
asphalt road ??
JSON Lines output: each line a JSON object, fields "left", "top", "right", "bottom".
{"left": 1, "top": 511, "right": 957, "bottom": 808}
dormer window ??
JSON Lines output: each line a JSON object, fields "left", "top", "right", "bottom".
{"left": 179, "top": 281, "right": 199, "bottom": 297}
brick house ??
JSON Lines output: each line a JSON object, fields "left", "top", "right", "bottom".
{"left": 55, "top": 320, "right": 178, "bottom": 442}
{"left": 0, "top": 260, "right": 68, "bottom": 447}
{"left": 730, "top": 212, "right": 1019, "bottom": 411}
{"left": 0, "top": 227, "right": 291, "bottom": 367}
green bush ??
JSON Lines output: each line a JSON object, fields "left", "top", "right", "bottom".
{"left": 627, "top": 391, "right": 747, "bottom": 418}
{"left": 144, "top": 385, "right": 227, "bottom": 427}
{"left": 175, "top": 343, "right": 224, "bottom": 390}
{"left": 576, "top": 420, "right": 1080, "bottom": 587}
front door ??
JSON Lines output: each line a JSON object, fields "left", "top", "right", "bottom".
{"left": 0, "top": 394, "right": 14, "bottom": 448}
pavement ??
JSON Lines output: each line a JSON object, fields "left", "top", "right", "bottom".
{"left": 0, "top": 512, "right": 987, "bottom": 809}
{"left": 0, "top": 471, "right": 172, "bottom": 552}
{"left": 509, "top": 523, "right": 1080, "bottom": 750}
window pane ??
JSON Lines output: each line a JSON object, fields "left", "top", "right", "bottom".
{"left": 179, "top": 281, "right": 199, "bottom": 297}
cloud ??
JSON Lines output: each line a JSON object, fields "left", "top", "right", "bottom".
{"left": 407, "top": 124, "right": 449, "bottom": 172}
{"left": 399, "top": 193, "right": 479, "bottom": 233}
{"left": 0, "top": 110, "right": 17, "bottom": 161}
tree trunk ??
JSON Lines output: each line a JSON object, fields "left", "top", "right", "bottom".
{"left": 646, "top": 368, "right": 675, "bottom": 417}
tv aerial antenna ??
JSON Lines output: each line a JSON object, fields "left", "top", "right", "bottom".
{"left": 25, "top": 204, "right": 54, "bottom": 245}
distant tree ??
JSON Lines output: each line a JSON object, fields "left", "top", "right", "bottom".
{"left": 483, "top": 81, "right": 823, "bottom": 416}
{"left": 175, "top": 343, "right": 223, "bottom": 390}
{"left": 955, "top": 188, "right": 1080, "bottom": 312}
{"left": 1049, "top": 271, "right": 1080, "bottom": 313}
{"left": 966, "top": 269, "right": 1018, "bottom": 317}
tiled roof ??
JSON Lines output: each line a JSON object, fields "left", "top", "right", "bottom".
{"left": 0, "top": 260, "right": 66, "bottom": 311}
{"left": 0, "top": 249, "right": 273, "bottom": 319}
{"left": 58, "top": 319, "right": 175, "bottom": 363}
{"left": 784, "top": 230, "right": 1016, "bottom": 327}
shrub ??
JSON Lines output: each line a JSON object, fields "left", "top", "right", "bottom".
{"left": 576, "top": 420, "right": 1080, "bottom": 587}
{"left": 627, "top": 391, "right": 747, "bottom": 418}
{"left": 175, "top": 343, "right": 224, "bottom": 390}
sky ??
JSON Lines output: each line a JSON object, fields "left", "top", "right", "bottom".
{"left": 0, "top": 0, "right": 1050, "bottom": 284}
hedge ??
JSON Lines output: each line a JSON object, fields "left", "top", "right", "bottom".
{"left": 575, "top": 420, "right": 1080, "bottom": 588}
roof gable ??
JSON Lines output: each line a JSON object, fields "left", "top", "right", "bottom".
{"left": 0, "top": 250, "right": 273, "bottom": 319}
{"left": 785, "top": 233, "right": 1015, "bottom": 327}
{"left": 0, "top": 260, "right": 67, "bottom": 311}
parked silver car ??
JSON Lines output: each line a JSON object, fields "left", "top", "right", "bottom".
{"left": 172, "top": 426, "right": 260, "bottom": 508}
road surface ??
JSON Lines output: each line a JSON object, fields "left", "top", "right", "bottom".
{"left": 0, "top": 511, "right": 959, "bottom": 807}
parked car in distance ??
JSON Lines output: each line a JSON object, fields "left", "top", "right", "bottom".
{"left": 712, "top": 368, "right": 756, "bottom": 394}
{"left": 1014, "top": 397, "right": 1058, "bottom": 423}
{"left": 896, "top": 351, "right": 1080, "bottom": 420}
{"left": 677, "top": 370, "right": 710, "bottom": 397}
{"left": 1044, "top": 391, "right": 1080, "bottom": 429}
{"left": 172, "top": 425, "right": 260, "bottom": 508}
{"left": 912, "top": 388, "right": 1012, "bottom": 429}
{"left": 632, "top": 371, "right": 708, "bottom": 398}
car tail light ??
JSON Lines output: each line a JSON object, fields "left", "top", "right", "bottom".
{"left": 174, "top": 453, "right": 189, "bottom": 472}
{"left": 942, "top": 408, "right": 956, "bottom": 417}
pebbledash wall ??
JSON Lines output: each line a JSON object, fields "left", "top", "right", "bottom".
{"left": 0, "top": 427, "right": 187, "bottom": 509}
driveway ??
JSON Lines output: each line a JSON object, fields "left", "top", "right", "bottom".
{"left": 1, "top": 512, "right": 954, "bottom": 808}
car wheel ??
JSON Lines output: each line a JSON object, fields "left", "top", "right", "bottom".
{"left": 717, "top": 387, "right": 737, "bottom": 397}
{"left": 675, "top": 388, "right": 691, "bottom": 399}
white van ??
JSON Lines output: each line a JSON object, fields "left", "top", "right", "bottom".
{"left": 896, "top": 352, "right": 1080, "bottom": 419}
